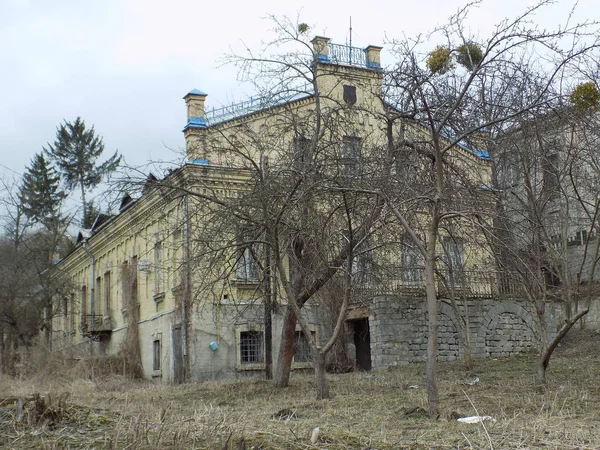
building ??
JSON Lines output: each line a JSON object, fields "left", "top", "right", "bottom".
{"left": 52, "top": 36, "right": 558, "bottom": 382}
{"left": 493, "top": 109, "right": 600, "bottom": 328}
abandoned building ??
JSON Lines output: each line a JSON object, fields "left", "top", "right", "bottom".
{"left": 51, "top": 36, "right": 570, "bottom": 383}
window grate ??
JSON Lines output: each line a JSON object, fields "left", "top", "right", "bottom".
{"left": 240, "top": 331, "right": 264, "bottom": 364}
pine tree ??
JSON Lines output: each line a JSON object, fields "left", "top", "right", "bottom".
{"left": 19, "top": 153, "right": 66, "bottom": 230}
{"left": 45, "top": 117, "right": 121, "bottom": 228}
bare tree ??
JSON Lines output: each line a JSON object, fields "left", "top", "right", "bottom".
{"left": 382, "top": 0, "right": 599, "bottom": 416}
{"left": 493, "top": 104, "right": 600, "bottom": 388}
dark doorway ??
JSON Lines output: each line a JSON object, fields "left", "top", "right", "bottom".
{"left": 352, "top": 318, "right": 371, "bottom": 371}
{"left": 172, "top": 325, "right": 184, "bottom": 383}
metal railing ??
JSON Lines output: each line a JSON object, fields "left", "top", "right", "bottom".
{"left": 328, "top": 43, "right": 368, "bottom": 67}
{"left": 205, "top": 83, "right": 313, "bottom": 125}
{"left": 354, "top": 268, "right": 525, "bottom": 299}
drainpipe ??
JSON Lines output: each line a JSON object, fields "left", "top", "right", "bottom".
{"left": 82, "top": 239, "right": 95, "bottom": 354}
{"left": 182, "top": 194, "right": 190, "bottom": 379}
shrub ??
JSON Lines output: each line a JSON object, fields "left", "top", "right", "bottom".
{"left": 570, "top": 81, "right": 600, "bottom": 110}
{"left": 427, "top": 46, "right": 454, "bottom": 74}
{"left": 456, "top": 42, "right": 483, "bottom": 70}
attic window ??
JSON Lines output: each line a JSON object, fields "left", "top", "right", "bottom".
{"left": 343, "top": 85, "right": 357, "bottom": 105}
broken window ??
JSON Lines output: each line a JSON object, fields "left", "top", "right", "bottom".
{"left": 239, "top": 331, "right": 264, "bottom": 364}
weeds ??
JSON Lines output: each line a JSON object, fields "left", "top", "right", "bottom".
{"left": 0, "top": 331, "right": 599, "bottom": 448}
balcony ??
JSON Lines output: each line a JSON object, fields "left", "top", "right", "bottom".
{"left": 80, "top": 314, "right": 114, "bottom": 337}
{"left": 354, "top": 268, "right": 525, "bottom": 300}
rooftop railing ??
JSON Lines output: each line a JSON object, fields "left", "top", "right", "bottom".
{"left": 205, "top": 83, "right": 314, "bottom": 125}
{"left": 328, "top": 43, "right": 368, "bottom": 67}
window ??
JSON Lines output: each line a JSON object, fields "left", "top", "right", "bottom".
{"left": 104, "top": 271, "right": 111, "bottom": 316}
{"left": 294, "top": 330, "right": 315, "bottom": 363}
{"left": 543, "top": 153, "right": 560, "bottom": 200}
{"left": 442, "top": 237, "right": 465, "bottom": 282}
{"left": 70, "top": 293, "right": 75, "bottom": 331}
{"left": 81, "top": 285, "right": 87, "bottom": 316}
{"left": 402, "top": 243, "right": 422, "bottom": 284}
{"left": 292, "top": 135, "right": 310, "bottom": 170}
{"left": 343, "top": 136, "right": 362, "bottom": 175}
{"left": 239, "top": 331, "right": 264, "bottom": 364}
{"left": 154, "top": 240, "right": 164, "bottom": 294}
{"left": 95, "top": 276, "right": 102, "bottom": 315}
{"left": 172, "top": 227, "right": 184, "bottom": 288}
{"left": 236, "top": 236, "right": 260, "bottom": 281}
{"left": 153, "top": 339, "right": 161, "bottom": 371}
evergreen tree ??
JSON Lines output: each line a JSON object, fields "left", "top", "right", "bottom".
{"left": 19, "top": 153, "right": 66, "bottom": 230}
{"left": 45, "top": 117, "right": 121, "bottom": 228}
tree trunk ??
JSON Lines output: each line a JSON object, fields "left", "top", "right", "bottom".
{"left": 315, "top": 350, "right": 328, "bottom": 400}
{"left": 535, "top": 308, "right": 589, "bottom": 389}
{"left": 273, "top": 307, "right": 296, "bottom": 387}
{"left": 424, "top": 258, "right": 439, "bottom": 418}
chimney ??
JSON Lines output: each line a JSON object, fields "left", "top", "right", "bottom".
{"left": 365, "top": 45, "right": 383, "bottom": 69}
{"left": 183, "top": 89, "right": 208, "bottom": 128}
{"left": 183, "top": 89, "right": 208, "bottom": 160}
{"left": 311, "top": 36, "right": 330, "bottom": 63}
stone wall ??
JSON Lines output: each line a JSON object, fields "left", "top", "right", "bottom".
{"left": 368, "top": 295, "right": 558, "bottom": 369}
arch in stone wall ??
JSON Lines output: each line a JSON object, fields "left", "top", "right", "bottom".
{"left": 479, "top": 302, "right": 536, "bottom": 357}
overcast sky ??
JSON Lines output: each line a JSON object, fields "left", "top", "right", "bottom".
{"left": 1, "top": 0, "right": 598, "bottom": 185}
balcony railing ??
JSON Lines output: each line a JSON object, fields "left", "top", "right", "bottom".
{"left": 354, "top": 268, "right": 525, "bottom": 300}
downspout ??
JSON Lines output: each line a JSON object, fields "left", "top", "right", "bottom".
{"left": 183, "top": 195, "right": 190, "bottom": 379}
{"left": 82, "top": 239, "right": 95, "bottom": 354}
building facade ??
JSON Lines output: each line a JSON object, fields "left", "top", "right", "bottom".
{"left": 52, "top": 36, "right": 559, "bottom": 382}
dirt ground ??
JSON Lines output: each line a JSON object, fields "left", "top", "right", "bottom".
{"left": 1, "top": 329, "right": 599, "bottom": 449}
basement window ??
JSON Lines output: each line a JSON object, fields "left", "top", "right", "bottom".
{"left": 239, "top": 331, "right": 264, "bottom": 364}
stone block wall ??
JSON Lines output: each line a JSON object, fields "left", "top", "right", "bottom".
{"left": 369, "top": 295, "right": 558, "bottom": 369}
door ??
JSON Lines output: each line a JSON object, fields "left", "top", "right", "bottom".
{"left": 353, "top": 318, "right": 371, "bottom": 371}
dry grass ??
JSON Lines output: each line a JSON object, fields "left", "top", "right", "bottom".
{"left": 1, "top": 331, "right": 599, "bottom": 449}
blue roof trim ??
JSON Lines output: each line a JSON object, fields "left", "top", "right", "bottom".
{"left": 439, "top": 127, "right": 490, "bottom": 161}
{"left": 186, "top": 88, "right": 207, "bottom": 97}
{"left": 183, "top": 116, "right": 208, "bottom": 131}
{"left": 190, "top": 159, "right": 209, "bottom": 165}
{"left": 317, "top": 54, "right": 331, "bottom": 64}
